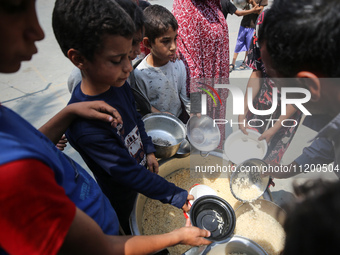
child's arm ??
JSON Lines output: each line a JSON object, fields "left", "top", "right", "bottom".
{"left": 234, "top": 5, "right": 262, "bottom": 16}
{"left": 238, "top": 70, "right": 262, "bottom": 134}
{"left": 60, "top": 209, "right": 211, "bottom": 255}
{"left": 146, "top": 153, "right": 159, "bottom": 174}
{"left": 39, "top": 101, "right": 122, "bottom": 145}
{"left": 178, "top": 61, "right": 190, "bottom": 115}
{"left": 259, "top": 104, "right": 298, "bottom": 143}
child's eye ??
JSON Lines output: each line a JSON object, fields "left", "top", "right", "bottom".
{"left": 111, "top": 59, "right": 122, "bottom": 65}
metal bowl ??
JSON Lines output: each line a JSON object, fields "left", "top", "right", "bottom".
{"left": 204, "top": 235, "right": 268, "bottom": 255}
{"left": 232, "top": 0, "right": 248, "bottom": 9}
{"left": 187, "top": 115, "right": 220, "bottom": 152}
{"left": 183, "top": 235, "right": 268, "bottom": 255}
{"left": 230, "top": 159, "right": 270, "bottom": 202}
{"left": 143, "top": 113, "right": 186, "bottom": 158}
{"left": 175, "top": 139, "right": 191, "bottom": 158}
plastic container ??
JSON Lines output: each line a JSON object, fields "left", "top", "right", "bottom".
{"left": 224, "top": 129, "right": 267, "bottom": 165}
{"left": 190, "top": 195, "right": 236, "bottom": 242}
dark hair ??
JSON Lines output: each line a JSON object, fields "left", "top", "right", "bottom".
{"left": 52, "top": 0, "right": 135, "bottom": 61}
{"left": 143, "top": 4, "right": 178, "bottom": 43}
{"left": 283, "top": 180, "right": 340, "bottom": 254}
{"left": 115, "top": 0, "right": 144, "bottom": 34}
{"left": 259, "top": 0, "right": 340, "bottom": 78}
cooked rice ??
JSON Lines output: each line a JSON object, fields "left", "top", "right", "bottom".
{"left": 142, "top": 168, "right": 241, "bottom": 254}
{"left": 234, "top": 204, "right": 285, "bottom": 255}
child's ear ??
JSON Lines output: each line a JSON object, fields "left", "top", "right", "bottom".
{"left": 67, "top": 49, "right": 86, "bottom": 69}
{"left": 143, "top": 37, "right": 152, "bottom": 49}
{"left": 296, "top": 71, "right": 321, "bottom": 102}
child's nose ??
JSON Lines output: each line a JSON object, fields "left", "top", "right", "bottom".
{"left": 170, "top": 40, "right": 177, "bottom": 51}
{"left": 25, "top": 7, "right": 45, "bottom": 42}
{"left": 123, "top": 58, "right": 133, "bottom": 73}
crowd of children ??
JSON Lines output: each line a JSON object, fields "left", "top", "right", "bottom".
{"left": 1, "top": 0, "right": 340, "bottom": 254}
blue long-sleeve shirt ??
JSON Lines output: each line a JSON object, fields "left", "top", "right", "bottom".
{"left": 66, "top": 82, "right": 188, "bottom": 213}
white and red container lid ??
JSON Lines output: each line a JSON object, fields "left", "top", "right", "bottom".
{"left": 184, "top": 184, "right": 217, "bottom": 219}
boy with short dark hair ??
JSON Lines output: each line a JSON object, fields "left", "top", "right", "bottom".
{"left": 0, "top": 0, "right": 211, "bottom": 253}
{"left": 259, "top": 0, "right": 340, "bottom": 174}
{"left": 52, "top": 0, "right": 191, "bottom": 234}
{"left": 134, "top": 4, "right": 190, "bottom": 122}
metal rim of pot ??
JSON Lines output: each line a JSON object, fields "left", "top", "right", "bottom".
{"left": 229, "top": 158, "right": 271, "bottom": 203}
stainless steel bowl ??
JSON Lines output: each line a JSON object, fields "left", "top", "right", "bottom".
{"left": 232, "top": 0, "right": 248, "bottom": 9}
{"left": 143, "top": 113, "right": 186, "bottom": 158}
{"left": 204, "top": 235, "right": 268, "bottom": 255}
{"left": 183, "top": 235, "right": 268, "bottom": 255}
{"left": 175, "top": 139, "right": 191, "bottom": 158}
{"left": 187, "top": 115, "right": 220, "bottom": 152}
{"left": 230, "top": 159, "right": 270, "bottom": 202}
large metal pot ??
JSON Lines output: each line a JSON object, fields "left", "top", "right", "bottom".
{"left": 143, "top": 113, "right": 186, "bottom": 158}
{"left": 235, "top": 199, "right": 286, "bottom": 226}
{"left": 129, "top": 151, "right": 272, "bottom": 236}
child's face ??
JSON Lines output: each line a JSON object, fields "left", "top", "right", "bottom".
{"left": 150, "top": 27, "right": 177, "bottom": 66}
{"left": 0, "top": 0, "right": 44, "bottom": 73}
{"left": 84, "top": 35, "right": 133, "bottom": 89}
{"left": 131, "top": 29, "right": 143, "bottom": 61}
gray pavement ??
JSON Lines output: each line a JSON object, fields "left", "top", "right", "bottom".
{"left": 0, "top": 0, "right": 324, "bottom": 207}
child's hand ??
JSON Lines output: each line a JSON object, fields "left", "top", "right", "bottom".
{"left": 253, "top": 5, "right": 262, "bottom": 13}
{"left": 182, "top": 194, "right": 194, "bottom": 212}
{"left": 146, "top": 153, "right": 159, "bottom": 174}
{"left": 172, "top": 222, "right": 211, "bottom": 246}
{"left": 70, "top": 101, "right": 123, "bottom": 128}
{"left": 238, "top": 114, "right": 249, "bottom": 135}
{"left": 56, "top": 134, "right": 68, "bottom": 151}
{"left": 258, "top": 127, "right": 277, "bottom": 144}
{"left": 190, "top": 113, "right": 201, "bottom": 118}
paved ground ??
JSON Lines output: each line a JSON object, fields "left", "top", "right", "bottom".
{"left": 0, "top": 0, "right": 325, "bottom": 207}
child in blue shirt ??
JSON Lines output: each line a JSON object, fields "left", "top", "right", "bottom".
{"left": 52, "top": 0, "right": 191, "bottom": 234}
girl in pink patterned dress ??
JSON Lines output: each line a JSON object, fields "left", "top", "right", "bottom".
{"left": 239, "top": 10, "right": 302, "bottom": 163}
{"left": 173, "top": 0, "right": 229, "bottom": 148}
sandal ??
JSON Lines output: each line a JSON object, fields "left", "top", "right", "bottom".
{"left": 229, "top": 64, "right": 235, "bottom": 73}
{"left": 239, "top": 61, "right": 247, "bottom": 70}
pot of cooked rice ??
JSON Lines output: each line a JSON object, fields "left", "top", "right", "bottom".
{"left": 234, "top": 199, "right": 286, "bottom": 255}
{"left": 130, "top": 151, "right": 272, "bottom": 255}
